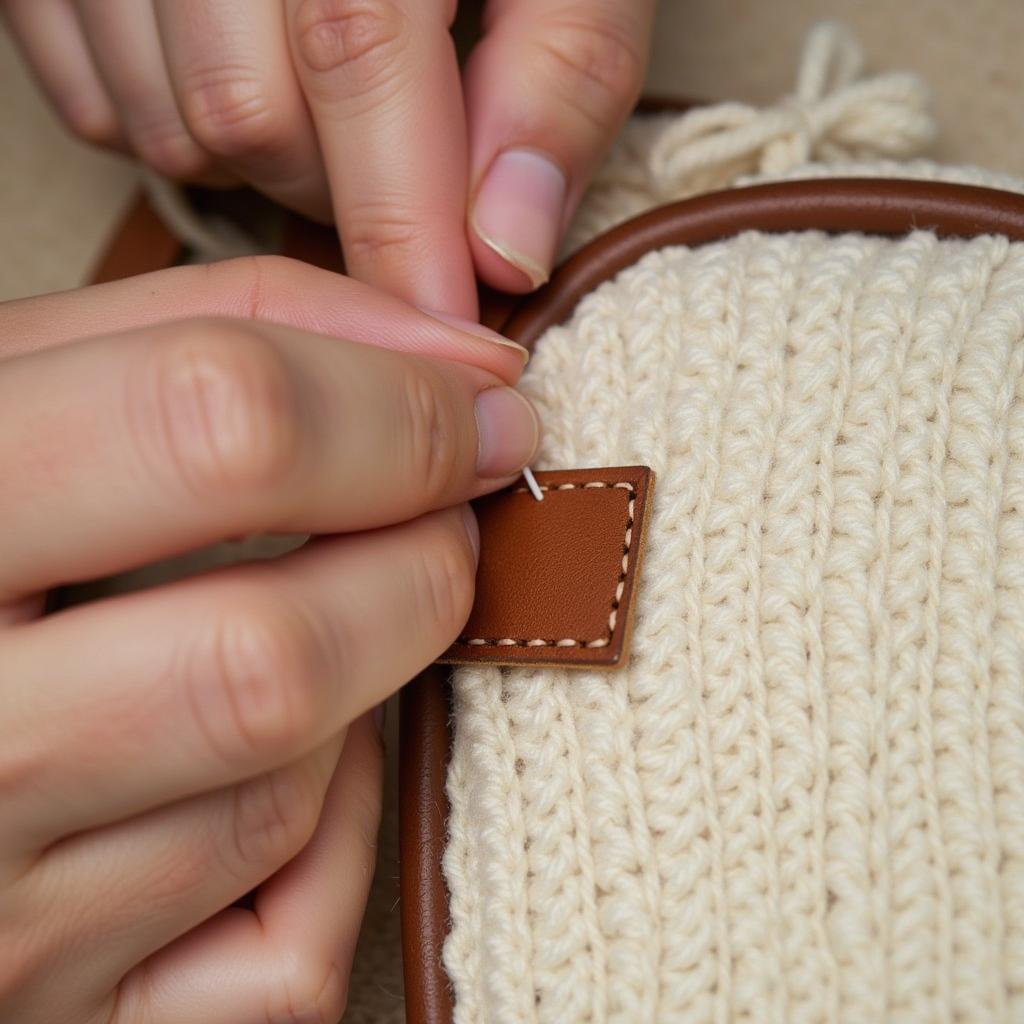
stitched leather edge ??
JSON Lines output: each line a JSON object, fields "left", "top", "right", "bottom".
{"left": 400, "top": 176, "right": 1024, "bottom": 1024}
{"left": 454, "top": 481, "right": 636, "bottom": 650}
{"left": 440, "top": 465, "right": 654, "bottom": 670}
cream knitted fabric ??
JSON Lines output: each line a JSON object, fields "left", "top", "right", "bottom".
{"left": 444, "top": 224, "right": 1024, "bottom": 1024}
{"left": 443, "top": 27, "right": 1024, "bottom": 1021}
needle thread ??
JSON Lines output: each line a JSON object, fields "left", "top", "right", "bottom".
{"left": 523, "top": 467, "right": 544, "bottom": 502}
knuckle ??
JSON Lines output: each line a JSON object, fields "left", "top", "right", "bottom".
{"left": 269, "top": 961, "right": 348, "bottom": 1024}
{"left": 189, "top": 596, "right": 326, "bottom": 766}
{"left": 146, "top": 320, "right": 301, "bottom": 500}
{"left": 131, "top": 119, "right": 210, "bottom": 180}
{"left": 0, "top": 737, "right": 40, "bottom": 812}
{"left": 204, "top": 253, "right": 293, "bottom": 322}
{"left": 177, "top": 65, "right": 285, "bottom": 159}
{"left": 342, "top": 201, "right": 426, "bottom": 271}
{"left": 61, "top": 101, "right": 119, "bottom": 149}
{"left": 230, "top": 761, "right": 324, "bottom": 873}
{"left": 292, "top": 0, "right": 405, "bottom": 97}
{"left": 408, "top": 518, "right": 476, "bottom": 639}
{"left": 539, "top": 15, "right": 645, "bottom": 128}
{"left": 398, "top": 365, "right": 463, "bottom": 502}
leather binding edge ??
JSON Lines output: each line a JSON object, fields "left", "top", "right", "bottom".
{"left": 399, "top": 176, "right": 1024, "bottom": 1024}
{"left": 399, "top": 665, "right": 454, "bottom": 1024}
{"left": 440, "top": 465, "right": 655, "bottom": 670}
{"left": 88, "top": 193, "right": 183, "bottom": 285}
{"left": 504, "top": 178, "right": 1024, "bottom": 350}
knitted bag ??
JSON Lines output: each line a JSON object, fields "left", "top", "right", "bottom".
{"left": 401, "top": 25, "right": 1024, "bottom": 1024}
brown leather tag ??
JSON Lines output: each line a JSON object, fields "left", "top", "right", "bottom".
{"left": 440, "top": 466, "right": 654, "bottom": 669}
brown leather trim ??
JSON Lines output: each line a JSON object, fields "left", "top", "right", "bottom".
{"left": 399, "top": 666, "right": 456, "bottom": 1024}
{"left": 399, "top": 176, "right": 1024, "bottom": 1024}
{"left": 504, "top": 178, "right": 1024, "bottom": 350}
{"left": 88, "top": 193, "right": 183, "bottom": 284}
{"left": 440, "top": 466, "right": 655, "bottom": 670}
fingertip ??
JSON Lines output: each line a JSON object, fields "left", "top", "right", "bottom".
{"left": 416, "top": 307, "right": 530, "bottom": 366}
{"left": 469, "top": 147, "right": 566, "bottom": 292}
{"left": 470, "top": 231, "right": 546, "bottom": 294}
{"left": 462, "top": 2, "right": 654, "bottom": 292}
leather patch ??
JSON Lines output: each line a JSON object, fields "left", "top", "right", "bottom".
{"left": 440, "top": 466, "right": 654, "bottom": 669}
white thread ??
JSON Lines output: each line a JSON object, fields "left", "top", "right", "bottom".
{"left": 522, "top": 466, "right": 545, "bottom": 502}
{"left": 140, "top": 168, "right": 261, "bottom": 261}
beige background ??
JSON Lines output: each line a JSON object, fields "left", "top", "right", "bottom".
{"left": 2, "top": 2, "right": 1021, "bottom": 1021}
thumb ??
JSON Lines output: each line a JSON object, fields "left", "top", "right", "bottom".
{"left": 464, "top": 0, "right": 654, "bottom": 292}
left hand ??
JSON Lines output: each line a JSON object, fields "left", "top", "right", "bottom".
{"left": 0, "top": 255, "right": 533, "bottom": 1023}
{"left": 3, "top": 0, "right": 655, "bottom": 315}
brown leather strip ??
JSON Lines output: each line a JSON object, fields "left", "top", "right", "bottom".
{"left": 503, "top": 178, "right": 1024, "bottom": 350}
{"left": 440, "top": 466, "right": 654, "bottom": 669}
{"left": 88, "top": 193, "right": 183, "bottom": 285}
{"left": 400, "top": 176, "right": 1024, "bottom": 1024}
{"left": 399, "top": 665, "right": 455, "bottom": 1024}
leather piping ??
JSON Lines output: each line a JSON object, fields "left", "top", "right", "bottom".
{"left": 504, "top": 178, "right": 1024, "bottom": 349}
{"left": 88, "top": 193, "right": 183, "bottom": 285}
{"left": 398, "top": 665, "right": 454, "bottom": 1024}
{"left": 398, "top": 176, "right": 1024, "bottom": 1024}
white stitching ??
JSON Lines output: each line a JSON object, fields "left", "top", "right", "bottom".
{"left": 456, "top": 481, "right": 638, "bottom": 649}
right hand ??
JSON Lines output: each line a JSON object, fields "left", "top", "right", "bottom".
{"left": 3, "top": 0, "right": 654, "bottom": 315}
{"left": 0, "top": 256, "right": 537, "bottom": 1023}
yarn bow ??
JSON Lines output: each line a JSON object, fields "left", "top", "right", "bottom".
{"left": 649, "top": 21, "right": 937, "bottom": 199}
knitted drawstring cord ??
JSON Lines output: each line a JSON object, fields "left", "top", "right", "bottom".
{"left": 561, "top": 22, "right": 938, "bottom": 257}
{"left": 649, "top": 21, "right": 936, "bottom": 196}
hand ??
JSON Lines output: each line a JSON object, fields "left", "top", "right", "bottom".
{"left": 2, "top": 0, "right": 655, "bottom": 314}
{"left": 0, "top": 257, "right": 537, "bottom": 1023}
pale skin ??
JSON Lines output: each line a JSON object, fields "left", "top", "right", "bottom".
{"left": 1, "top": 1, "right": 655, "bottom": 1019}
{"left": 0, "top": 256, "right": 540, "bottom": 1022}
{"left": 3, "top": 0, "right": 656, "bottom": 309}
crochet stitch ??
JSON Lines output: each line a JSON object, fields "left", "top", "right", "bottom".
{"left": 444, "top": 27, "right": 1023, "bottom": 1021}
{"left": 444, "top": 222, "right": 1024, "bottom": 1024}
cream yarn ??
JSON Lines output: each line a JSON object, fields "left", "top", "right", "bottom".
{"left": 444, "top": 222, "right": 1024, "bottom": 1024}
{"left": 443, "top": 25, "right": 1024, "bottom": 1023}
{"left": 562, "top": 22, "right": 938, "bottom": 256}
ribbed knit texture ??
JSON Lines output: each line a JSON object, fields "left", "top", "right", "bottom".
{"left": 443, "top": 26, "right": 1024, "bottom": 1021}
{"left": 443, "top": 227, "right": 1024, "bottom": 1022}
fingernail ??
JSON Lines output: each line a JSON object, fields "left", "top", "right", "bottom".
{"left": 474, "top": 387, "right": 540, "bottom": 478}
{"left": 471, "top": 148, "right": 566, "bottom": 289}
{"left": 461, "top": 503, "right": 481, "bottom": 564}
{"left": 373, "top": 701, "right": 387, "bottom": 736}
{"left": 418, "top": 308, "right": 530, "bottom": 364}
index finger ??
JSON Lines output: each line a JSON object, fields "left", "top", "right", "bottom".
{"left": 0, "top": 316, "right": 539, "bottom": 600}
{"left": 286, "top": 0, "right": 478, "bottom": 317}
{"left": 0, "top": 256, "right": 526, "bottom": 381}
